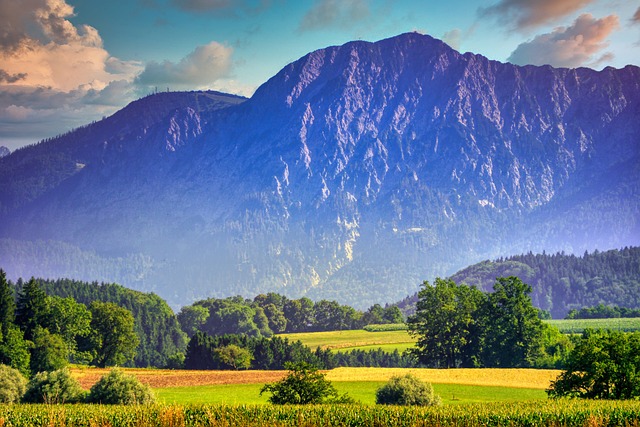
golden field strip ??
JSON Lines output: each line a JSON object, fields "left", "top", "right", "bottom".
{"left": 70, "top": 366, "right": 560, "bottom": 390}
{"left": 278, "top": 329, "right": 416, "bottom": 351}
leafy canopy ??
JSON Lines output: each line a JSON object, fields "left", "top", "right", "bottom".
{"left": 260, "top": 362, "right": 352, "bottom": 404}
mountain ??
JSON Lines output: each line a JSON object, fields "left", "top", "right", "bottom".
{"left": 0, "top": 33, "right": 638, "bottom": 308}
{"left": 396, "top": 247, "right": 640, "bottom": 319}
{"left": 0, "top": 146, "right": 9, "bottom": 158}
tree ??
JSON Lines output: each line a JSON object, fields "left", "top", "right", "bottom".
{"left": 260, "top": 362, "right": 352, "bottom": 404}
{"left": 15, "top": 278, "right": 48, "bottom": 341}
{"left": 177, "top": 305, "right": 209, "bottom": 337}
{"left": 214, "top": 344, "right": 253, "bottom": 370}
{"left": 0, "top": 269, "right": 15, "bottom": 336}
{"left": 30, "top": 326, "right": 69, "bottom": 373}
{"left": 408, "top": 278, "right": 484, "bottom": 368}
{"left": 376, "top": 374, "right": 441, "bottom": 406}
{"left": 89, "top": 301, "right": 139, "bottom": 367}
{"left": 46, "top": 296, "right": 92, "bottom": 355}
{"left": 0, "top": 326, "right": 30, "bottom": 376}
{"left": 283, "top": 298, "right": 315, "bottom": 332}
{"left": 480, "top": 276, "right": 544, "bottom": 367}
{"left": 547, "top": 330, "right": 640, "bottom": 399}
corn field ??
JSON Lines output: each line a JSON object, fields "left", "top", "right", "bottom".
{"left": 1, "top": 400, "right": 640, "bottom": 427}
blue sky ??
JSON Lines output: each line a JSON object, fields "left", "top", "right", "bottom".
{"left": 1, "top": 0, "right": 638, "bottom": 150}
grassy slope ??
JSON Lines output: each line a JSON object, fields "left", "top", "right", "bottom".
{"left": 545, "top": 317, "right": 640, "bottom": 333}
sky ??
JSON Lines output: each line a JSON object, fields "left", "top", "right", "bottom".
{"left": 1, "top": 0, "right": 638, "bottom": 151}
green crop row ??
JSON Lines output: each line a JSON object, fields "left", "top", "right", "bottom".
{"left": 1, "top": 400, "right": 640, "bottom": 427}
{"left": 545, "top": 318, "right": 640, "bottom": 334}
{"left": 363, "top": 323, "right": 408, "bottom": 332}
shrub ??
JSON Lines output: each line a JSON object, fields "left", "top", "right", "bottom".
{"left": 376, "top": 374, "right": 441, "bottom": 406}
{"left": 0, "top": 364, "right": 27, "bottom": 403}
{"left": 23, "top": 368, "right": 86, "bottom": 403}
{"left": 260, "top": 362, "right": 353, "bottom": 404}
{"left": 87, "top": 368, "right": 155, "bottom": 404}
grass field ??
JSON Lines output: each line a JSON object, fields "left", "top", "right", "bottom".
{"left": 545, "top": 317, "right": 640, "bottom": 333}
{"left": 278, "top": 329, "right": 416, "bottom": 352}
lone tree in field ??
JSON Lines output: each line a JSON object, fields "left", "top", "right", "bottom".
{"left": 547, "top": 329, "right": 640, "bottom": 399}
{"left": 260, "top": 362, "right": 352, "bottom": 404}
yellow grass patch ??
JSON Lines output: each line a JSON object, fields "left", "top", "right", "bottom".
{"left": 279, "top": 329, "right": 416, "bottom": 350}
{"left": 326, "top": 367, "right": 561, "bottom": 390}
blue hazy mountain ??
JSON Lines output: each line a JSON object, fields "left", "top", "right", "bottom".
{"left": 0, "top": 33, "right": 638, "bottom": 308}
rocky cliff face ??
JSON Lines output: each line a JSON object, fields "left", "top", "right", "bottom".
{"left": 0, "top": 33, "right": 638, "bottom": 308}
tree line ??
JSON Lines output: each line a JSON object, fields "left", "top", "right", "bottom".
{"left": 407, "top": 276, "right": 571, "bottom": 369}
{"left": 397, "top": 247, "right": 640, "bottom": 319}
{"left": 0, "top": 271, "right": 141, "bottom": 377}
{"left": 183, "top": 332, "right": 417, "bottom": 371}
{"left": 177, "top": 293, "right": 403, "bottom": 339}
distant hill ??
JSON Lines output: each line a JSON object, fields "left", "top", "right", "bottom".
{"left": 0, "top": 33, "right": 638, "bottom": 309}
{"left": 397, "top": 247, "right": 640, "bottom": 319}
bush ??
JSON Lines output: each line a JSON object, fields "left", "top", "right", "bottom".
{"left": 0, "top": 364, "right": 27, "bottom": 403}
{"left": 87, "top": 368, "right": 155, "bottom": 404}
{"left": 260, "top": 362, "right": 353, "bottom": 404}
{"left": 23, "top": 368, "right": 86, "bottom": 403}
{"left": 376, "top": 374, "right": 441, "bottom": 406}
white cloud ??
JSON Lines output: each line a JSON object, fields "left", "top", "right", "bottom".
{"left": 0, "top": 0, "right": 143, "bottom": 147}
{"left": 480, "top": 0, "right": 594, "bottom": 31}
{"left": 298, "top": 0, "right": 370, "bottom": 32}
{"left": 136, "top": 42, "right": 234, "bottom": 89}
{"left": 442, "top": 29, "right": 462, "bottom": 51}
{"left": 508, "top": 14, "right": 620, "bottom": 68}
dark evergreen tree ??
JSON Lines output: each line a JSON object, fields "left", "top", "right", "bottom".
{"left": 15, "top": 278, "right": 48, "bottom": 341}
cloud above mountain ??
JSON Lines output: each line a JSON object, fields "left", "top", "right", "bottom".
{"left": 480, "top": 0, "right": 595, "bottom": 31}
{"left": 508, "top": 13, "right": 619, "bottom": 68}
{"left": 298, "top": 0, "right": 370, "bottom": 32}
{"left": 136, "top": 42, "right": 234, "bottom": 89}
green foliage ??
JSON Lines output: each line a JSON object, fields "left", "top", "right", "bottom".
{"left": 548, "top": 329, "right": 640, "bottom": 399}
{"left": 408, "top": 279, "right": 485, "bottom": 368}
{"left": 46, "top": 296, "right": 92, "bottom": 357}
{"left": 15, "top": 278, "right": 48, "bottom": 341}
{"left": 87, "top": 368, "right": 155, "bottom": 404}
{"left": 363, "top": 323, "right": 408, "bottom": 332}
{"left": 38, "top": 278, "right": 186, "bottom": 368}
{"left": 0, "top": 269, "right": 15, "bottom": 336}
{"left": 3, "top": 400, "right": 640, "bottom": 426}
{"left": 546, "top": 317, "right": 640, "bottom": 334}
{"left": 376, "top": 374, "right": 441, "bottom": 406}
{"left": 566, "top": 303, "right": 640, "bottom": 319}
{"left": 533, "top": 323, "right": 573, "bottom": 369}
{"left": 89, "top": 301, "right": 139, "bottom": 367}
{"left": 0, "top": 364, "right": 27, "bottom": 403}
{"left": 30, "top": 326, "right": 68, "bottom": 373}
{"left": 481, "top": 277, "right": 545, "bottom": 368}
{"left": 449, "top": 247, "right": 640, "bottom": 318}
{"left": 177, "top": 305, "right": 209, "bottom": 337}
{"left": 214, "top": 344, "right": 252, "bottom": 370}
{"left": 0, "top": 326, "right": 31, "bottom": 376}
{"left": 260, "top": 362, "right": 353, "bottom": 404}
{"left": 22, "top": 368, "right": 85, "bottom": 403}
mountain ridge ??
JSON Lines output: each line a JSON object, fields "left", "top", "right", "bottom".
{"left": 0, "top": 33, "right": 638, "bottom": 308}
